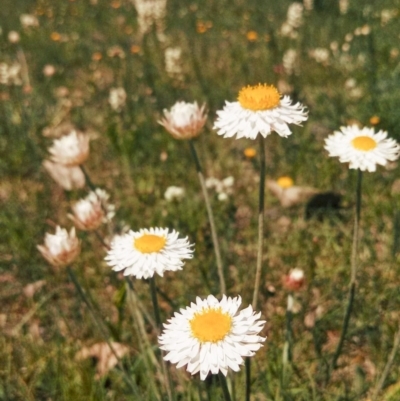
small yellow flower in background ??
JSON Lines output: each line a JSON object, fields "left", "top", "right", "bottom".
{"left": 277, "top": 176, "right": 294, "bottom": 189}
{"left": 105, "top": 228, "right": 194, "bottom": 279}
{"left": 130, "top": 45, "right": 141, "bottom": 54}
{"left": 214, "top": 83, "right": 308, "bottom": 140}
{"left": 37, "top": 226, "right": 81, "bottom": 267}
{"left": 196, "top": 21, "right": 207, "bottom": 33}
{"left": 369, "top": 115, "right": 380, "bottom": 125}
{"left": 92, "top": 52, "right": 102, "bottom": 61}
{"left": 244, "top": 147, "right": 256, "bottom": 158}
{"left": 246, "top": 30, "right": 258, "bottom": 42}
{"left": 324, "top": 125, "right": 400, "bottom": 172}
{"left": 159, "top": 101, "right": 207, "bottom": 140}
{"left": 111, "top": 0, "right": 121, "bottom": 8}
{"left": 50, "top": 32, "right": 61, "bottom": 41}
{"left": 159, "top": 295, "right": 266, "bottom": 380}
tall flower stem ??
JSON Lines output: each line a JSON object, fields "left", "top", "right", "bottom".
{"left": 372, "top": 320, "right": 400, "bottom": 400}
{"left": 282, "top": 294, "right": 293, "bottom": 386}
{"left": 331, "top": 169, "right": 363, "bottom": 372}
{"left": 150, "top": 276, "right": 175, "bottom": 401}
{"left": 188, "top": 139, "right": 226, "bottom": 295}
{"left": 252, "top": 136, "right": 266, "bottom": 310}
{"left": 66, "top": 267, "right": 139, "bottom": 395}
{"left": 247, "top": 137, "right": 266, "bottom": 401}
{"left": 218, "top": 372, "right": 232, "bottom": 401}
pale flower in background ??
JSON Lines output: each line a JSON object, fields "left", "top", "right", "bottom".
{"left": 205, "top": 176, "right": 234, "bottom": 201}
{"left": 105, "top": 227, "right": 194, "bottom": 279}
{"left": 283, "top": 268, "right": 305, "bottom": 291}
{"left": 48, "top": 130, "right": 90, "bottom": 166}
{"left": 339, "top": 0, "right": 348, "bottom": 14}
{"left": 283, "top": 49, "right": 297, "bottom": 75}
{"left": 8, "top": 31, "right": 20, "bottom": 43}
{"left": 131, "top": 0, "right": 167, "bottom": 38}
{"left": 159, "top": 295, "right": 266, "bottom": 380}
{"left": 325, "top": 125, "right": 400, "bottom": 172}
{"left": 20, "top": 14, "right": 39, "bottom": 28}
{"left": 37, "top": 226, "right": 80, "bottom": 267}
{"left": 164, "top": 186, "right": 185, "bottom": 201}
{"left": 159, "top": 101, "right": 207, "bottom": 140}
{"left": 108, "top": 87, "right": 127, "bottom": 112}
{"left": 287, "top": 3, "right": 303, "bottom": 29}
{"left": 43, "top": 160, "right": 85, "bottom": 190}
{"left": 303, "top": 0, "right": 313, "bottom": 10}
{"left": 214, "top": 83, "right": 308, "bottom": 139}
{"left": 76, "top": 342, "right": 129, "bottom": 379}
{"left": 267, "top": 177, "right": 318, "bottom": 208}
{"left": 43, "top": 64, "right": 56, "bottom": 77}
{"left": 164, "top": 47, "right": 183, "bottom": 80}
{"left": 309, "top": 48, "right": 330, "bottom": 64}
{"left": 0, "top": 62, "right": 22, "bottom": 86}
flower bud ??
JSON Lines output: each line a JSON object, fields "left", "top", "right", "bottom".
{"left": 283, "top": 268, "right": 305, "bottom": 291}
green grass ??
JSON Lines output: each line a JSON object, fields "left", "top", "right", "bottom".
{"left": 1, "top": 0, "right": 400, "bottom": 400}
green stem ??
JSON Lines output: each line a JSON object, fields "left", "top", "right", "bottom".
{"left": 150, "top": 276, "right": 174, "bottom": 401}
{"left": 330, "top": 170, "right": 362, "bottom": 372}
{"left": 188, "top": 139, "right": 226, "bottom": 295}
{"left": 218, "top": 372, "right": 232, "bottom": 401}
{"left": 252, "top": 136, "right": 266, "bottom": 310}
{"left": 66, "top": 267, "right": 139, "bottom": 395}
{"left": 372, "top": 320, "right": 400, "bottom": 400}
{"left": 245, "top": 358, "right": 251, "bottom": 401}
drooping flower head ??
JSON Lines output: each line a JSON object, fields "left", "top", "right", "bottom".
{"left": 324, "top": 125, "right": 400, "bottom": 172}
{"left": 37, "top": 226, "right": 81, "bottom": 267}
{"left": 105, "top": 227, "right": 194, "bottom": 279}
{"left": 48, "top": 130, "right": 90, "bottom": 166}
{"left": 213, "top": 83, "right": 308, "bottom": 140}
{"left": 159, "top": 101, "right": 207, "bottom": 140}
{"left": 43, "top": 160, "right": 86, "bottom": 190}
{"left": 159, "top": 295, "right": 266, "bottom": 380}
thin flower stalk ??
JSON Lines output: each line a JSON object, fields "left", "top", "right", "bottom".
{"left": 188, "top": 139, "right": 226, "bottom": 295}
{"left": 66, "top": 267, "right": 139, "bottom": 396}
{"left": 372, "top": 320, "right": 400, "bottom": 401}
{"left": 150, "top": 276, "right": 174, "bottom": 401}
{"left": 218, "top": 372, "right": 233, "bottom": 401}
{"left": 331, "top": 170, "right": 362, "bottom": 371}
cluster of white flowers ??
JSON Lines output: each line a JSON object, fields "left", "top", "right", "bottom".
{"left": 164, "top": 47, "right": 184, "bottom": 80}
{"left": 131, "top": 0, "right": 167, "bottom": 39}
{"left": 0, "top": 62, "right": 22, "bottom": 86}
{"left": 205, "top": 176, "right": 234, "bottom": 201}
{"left": 164, "top": 186, "right": 185, "bottom": 202}
{"left": 108, "top": 87, "right": 127, "bottom": 112}
{"left": 308, "top": 48, "right": 330, "bottom": 64}
{"left": 281, "top": 3, "right": 304, "bottom": 39}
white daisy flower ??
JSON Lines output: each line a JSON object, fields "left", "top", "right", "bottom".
{"left": 213, "top": 83, "right": 308, "bottom": 140}
{"left": 159, "top": 294, "right": 266, "bottom": 380}
{"left": 105, "top": 227, "right": 194, "bottom": 279}
{"left": 324, "top": 125, "right": 400, "bottom": 172}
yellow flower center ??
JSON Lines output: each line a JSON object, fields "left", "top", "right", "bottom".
{"left": 277, "top": 176, "right": 294, "bottom": 189}
{"left": 134, "top": 234, "right": 166, "bottom": 253}
{"left": 351, "top": 136, "right": 377, "bottom": 151}
{"left": 190, "top": 308, "right": 232, "bottom": 343}
{"left": 238, "top": 84, "right": 281, "bottom": 111}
